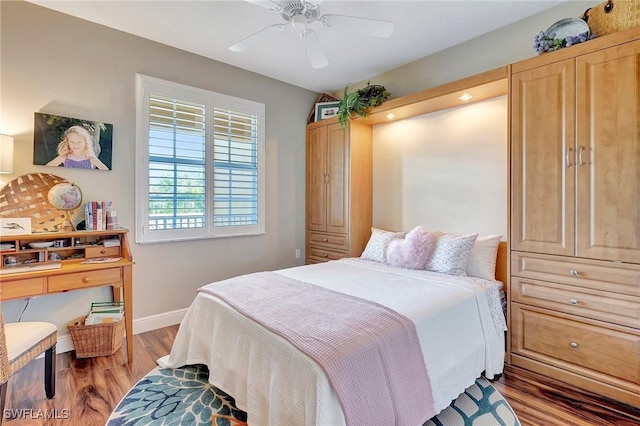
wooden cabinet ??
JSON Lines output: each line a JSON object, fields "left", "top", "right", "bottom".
{"left": 306, "top": 118, "right": 372, "bottom": 263}
{"left": 0, "top": 229, "right": 135, "bottom": 363}
{"left": 512, "top": 40, "right": 640, "bottom": 262}
{"left": 509, "top": 33, "right": 640, "bottom": 407}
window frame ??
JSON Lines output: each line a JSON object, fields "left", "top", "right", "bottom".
{"left": 135, "top": 74, "right": 265, "bottom": 244}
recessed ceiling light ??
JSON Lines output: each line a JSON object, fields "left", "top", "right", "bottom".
{"left": 386, "top": 113, "right": 396, "bottom": 120}
{"left": 459, "top": 93, "right": 473, "bottom": 102}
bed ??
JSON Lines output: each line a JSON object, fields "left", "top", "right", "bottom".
{"left": 158, "top": 230, "right": 508, "bottom": 426}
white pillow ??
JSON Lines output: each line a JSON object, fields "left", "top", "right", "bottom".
{"left": 360, "top": 227, "right": 406, "bottom": 264}
{"left": 386, "top": 226, "right": 436, "bottom": 270}
{"left": 466, "top": 234, "right": 502, "bottom": 280}
{"left": 425, "top": 232, "right": 478, "bottom": 276}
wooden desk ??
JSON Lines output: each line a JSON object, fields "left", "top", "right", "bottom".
{"left": 0, "top": 229, "right": 134, "bottom": 363}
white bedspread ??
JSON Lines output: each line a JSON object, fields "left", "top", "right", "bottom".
{"left": 158, "top": 258, "right": 506, "bottom": 426}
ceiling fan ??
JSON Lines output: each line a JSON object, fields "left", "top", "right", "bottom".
{"left": 229, "top": 0, "right": 394, "bottom": 69}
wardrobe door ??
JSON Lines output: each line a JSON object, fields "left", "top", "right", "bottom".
{"left": 576, "top": 40, "right": 640, "bottom": 263}
{"left": 326, "top": 122, "right": 349, "bottom": 235}
{"left": 511, "top": 59, "right": 576, "bottom": 256}
{"left": 306, "top": 125, "right": 327, "bottom": 232}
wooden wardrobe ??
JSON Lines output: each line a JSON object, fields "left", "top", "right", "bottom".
{"left": 509, "top": 28, "right": 640, "bottom": 407}
{"left": 305, "top": 118, "right": 372, "bottom": 263}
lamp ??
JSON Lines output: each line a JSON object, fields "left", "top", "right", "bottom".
{"left": 0, "top": 134, "right": 14, "bottom": 174}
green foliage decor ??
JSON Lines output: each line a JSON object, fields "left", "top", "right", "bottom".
{"left": 337, "top": 82, "right": 390, "bottom": 128}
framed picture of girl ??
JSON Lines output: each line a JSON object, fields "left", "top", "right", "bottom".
{"left": 33, "top": 113, "right": 113, "bottom": 171}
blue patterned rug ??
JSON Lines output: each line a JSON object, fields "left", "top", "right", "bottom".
{"left": 107, "top": 365, "right": 520, "bottom": 425}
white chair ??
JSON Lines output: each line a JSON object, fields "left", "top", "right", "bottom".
{"left": 0, "top": 308, "right": 57, "bottom": 423}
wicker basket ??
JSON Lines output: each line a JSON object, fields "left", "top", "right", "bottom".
{"left": 582, "top": 0, "right": 640, "bottom": 37}
{"left": 67, "top": 315, "right": 124, "bottom": 358}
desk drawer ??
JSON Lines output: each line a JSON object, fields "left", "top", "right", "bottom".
{"left": 511, "top": 304, "right": 640, "bottom": 385}
{"left": 48, "top": 268, "right": 121, "bottom": 292}
{"left": 85, "top": 246, "right": 120, "bottom": 258}
{"left": 1, "top": 277, "right": 46, "bottom": 300}
{"left": 511, "top": 277, "right": 640, "bottom": 328}
{"left": 511, "top": 251, "right": 640, "bottom": 296}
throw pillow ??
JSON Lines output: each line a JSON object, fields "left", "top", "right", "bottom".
{"left": 425, "top": 232, "right": 478, "bottom": 276}
{"left": 386, "top": 226, "right": 436, "bottom": 270}
{"left": 360, "top": 227, "right": 406, "bottom": 264}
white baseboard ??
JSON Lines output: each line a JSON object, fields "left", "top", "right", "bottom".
{"left": 56, "top": 308, "right": 188, "bottom": 354}
{"left": 133, "top": 308, "right": 187, "bottom": 335}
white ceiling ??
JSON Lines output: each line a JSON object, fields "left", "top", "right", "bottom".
{"left": 28, "top": 0, "right": 566, "bottom": 93}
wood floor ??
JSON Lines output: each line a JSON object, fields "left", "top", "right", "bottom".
{"left": 3, "top": 325, "right": 639, "bottom": 425}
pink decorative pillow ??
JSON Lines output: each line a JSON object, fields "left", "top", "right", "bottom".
{"left": 386, "top": 226, "right": 436, "bottom": 270}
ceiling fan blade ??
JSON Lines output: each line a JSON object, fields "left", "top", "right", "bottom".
{"left": 244, "top": 0, "right": 281, "bottom": 11}
{"left": 321, "top": 14, "right": 394, "bottom": 38}
{"left": 302, "top": 30, "right": 328, "bottom": 69}
{"left": 229, "top": 24, "right": 285, "bottom": 52}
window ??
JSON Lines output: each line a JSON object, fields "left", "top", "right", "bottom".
{"left": 135, "top": 75, "right": 265, "bottom": 243}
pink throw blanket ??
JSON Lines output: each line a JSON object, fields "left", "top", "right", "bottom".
{"left": 199, "top": 271, "right": 435, "bottom": 426}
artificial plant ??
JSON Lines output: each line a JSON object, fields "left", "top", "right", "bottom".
{"left": 337, "top": 82, "right": 390, "bottom": 128}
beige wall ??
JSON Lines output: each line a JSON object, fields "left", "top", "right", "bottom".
{"left": 0, "top": 1, "right": 316, "bottom": 337}
{"left": 373, "top": 96, "right": 508, "bottom": 236}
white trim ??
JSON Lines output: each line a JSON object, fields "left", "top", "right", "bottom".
{"left": 55, "top": 308, "right": 188, "bottom": 354}
{"left": 132, "top": 308, "right": 188, "bottom": 334}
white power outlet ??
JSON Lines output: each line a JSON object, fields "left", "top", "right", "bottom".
{"left": 295, "top": 249, "right": 301, "bottom": 259}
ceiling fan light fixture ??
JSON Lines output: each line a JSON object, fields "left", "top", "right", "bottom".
{"left": 291, "top": 14, "right": 307, "bottom": 30}
{"left": 231, "top": 0, "right": 395, "bottom": 68}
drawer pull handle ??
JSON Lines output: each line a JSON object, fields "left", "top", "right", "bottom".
{"left": 570, "top": 298, "right": 578, "bottom": 305}
{"left": 323, "top": 238, "right": 328, "bottom": 242}
{"left": 570, "top": 342, "right": 579, "bottom": 349}
{"left": 82, "top": 277, "right": 90, "bottom": 283}
{"left": 323, "top": 254, "right": 328, "bottom": 258}
{"left": 100, "top": 249, "right": 106, "bottom": 255}
{"left": 570, "top": 269, "right": 579, "bottom": 276}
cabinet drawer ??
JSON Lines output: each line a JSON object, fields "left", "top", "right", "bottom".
{"left": 307, "top": 246, "right": 347, "bottom": 263}
{"left": 511, "top": 304, "right": 640, "bottom": 385}
{"left": 0, "top": 277, "right": 46, "bottom": 300}
{"left": 85, "top": 246, "right": 120, "bottom": 258}
{"left": 48, "top": 268, "right": 121, "bottom": 292}
{"left": 511, "top": 277, "right": 640, "bottom": 328}
{"left": 511, "top": 251, "right": 640, "bottom": 296}
{"left": 307, "top": 232, "right": 348, "bottom": 251}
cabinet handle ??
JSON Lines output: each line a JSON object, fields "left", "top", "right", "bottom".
{"left": 323, "top": 254, "right": 328, "bottom": 258}
{"left": 570, "top": 342, "right": 579, "bottom": 348}
{"left": 570, "top": 269, "right": 579, "bottom": 276}
{"left": 323, "top": 238, "right": 328, "bottom": 242}
{"left": 578, "top": 146, "right": 586, "bottom": 166}
{"left": 570, "top": 298, "right": 578, "bottom": 305}
{"left": 82, "top": 277, "right": 90, "bottom": 283}
{"left": 565, "top": 147, "right": 573, "bottom": 167}
{"left": 100, "top": 249, "right": 106, "bottom": 255}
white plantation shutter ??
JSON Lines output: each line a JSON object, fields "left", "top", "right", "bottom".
{"left": 213, "top": 108, "right": 258, "bottom": 227}
{"left": 148, "top": 95, "right": 206, "bottom": 230}
{"left": 136, "top": 75, "right": 265, "bottom": 243}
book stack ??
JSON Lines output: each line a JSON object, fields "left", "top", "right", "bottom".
{"left": 85, "top": 301, "right": 124, "bottom": 325}
{"left": 85, "top": 201, "right": 118, "bottom": 230}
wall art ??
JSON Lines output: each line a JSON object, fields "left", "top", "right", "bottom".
{"left": 33, "top": 112, "right": 113, "bottom": 171}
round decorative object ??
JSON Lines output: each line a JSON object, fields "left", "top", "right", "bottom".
{"left": 47, "top": 182, "right": 82, "bottom": 211}
{"left": 545, "top": 17, "right": 590, "bottom": 41}
{"left": 0, "top": 173, "right": 82, "bottom": 232}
